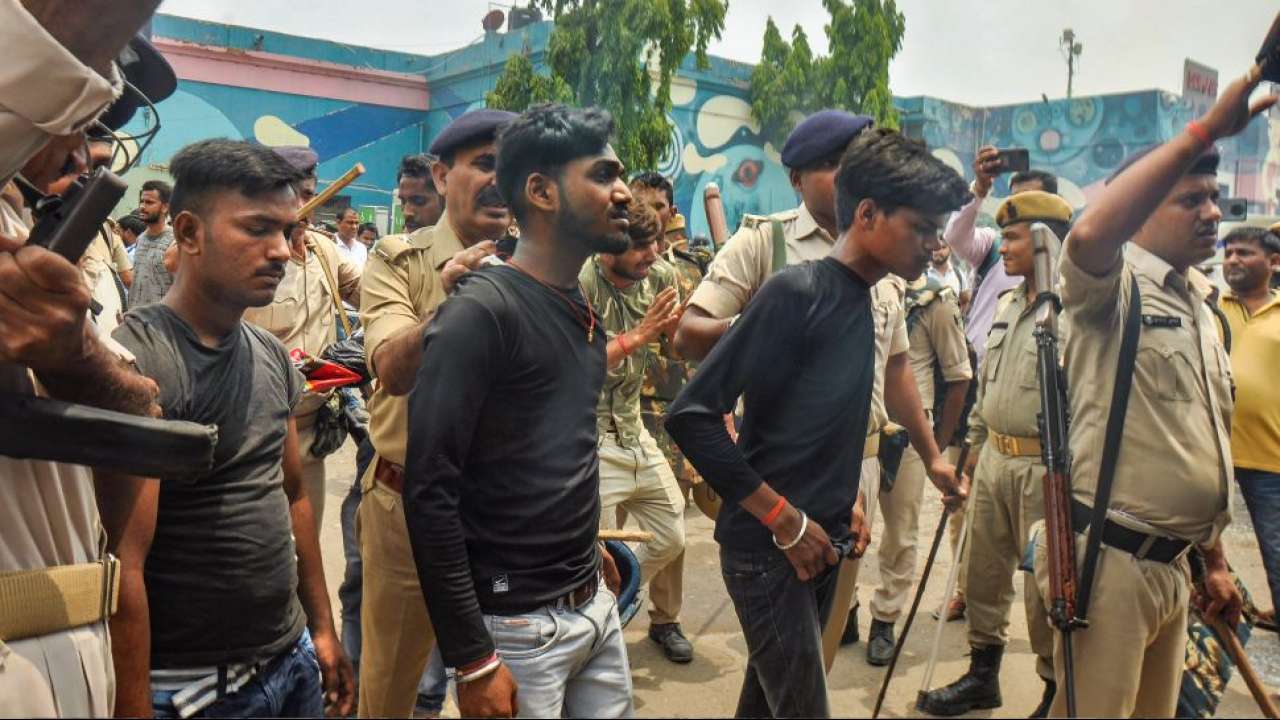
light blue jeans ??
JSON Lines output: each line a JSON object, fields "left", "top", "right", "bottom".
{"left": 483, "top": 583, "right": 634, "bottom": 718}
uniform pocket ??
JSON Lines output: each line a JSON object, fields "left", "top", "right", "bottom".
{"left": 984, "top": 330, "right": 1008, "bottom": 384}
{"left": 1139, "top": 345, "right": 1194, "bottom": 402}
{"left": 1016, "top": 343, "right": 1040, "bottom": 390}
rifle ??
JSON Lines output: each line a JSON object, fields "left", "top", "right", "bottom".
{"left": 1031, "top": 222, "right": 1080, "bottom": 717}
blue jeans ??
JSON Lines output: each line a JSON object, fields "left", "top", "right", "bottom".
{"left": 1237, "top": 467, "right": 1280, "bottom": 611}
{"left": 720, "top": 545, "right": 839, "bottom": 718}
{"left": 339, "top": 438, "right": 375, "bottom": 677}
{"left": 151, "top": 630, "right": 323, "bottom": 718}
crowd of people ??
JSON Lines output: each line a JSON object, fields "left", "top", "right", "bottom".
{"left": 4, "top": 2, "right": 1280, "bottom": 719}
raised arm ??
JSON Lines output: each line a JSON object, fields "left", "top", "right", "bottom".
{"left": 1069, "top": 67, "right": 1275, "bottom": 276}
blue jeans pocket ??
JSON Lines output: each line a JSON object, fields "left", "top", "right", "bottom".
{"left": 486, "top": 611, "right": 560, "bottom": 660}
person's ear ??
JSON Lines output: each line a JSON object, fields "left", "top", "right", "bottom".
{"left": 789, "top": 168, "right": 803, "bottom": 193}
{"left": 171, "top": 210, "right": 204, "bottom": 256}
{"left": 855, "top": 198, "right": 878, "bottom": 230}
{"left": 431, "top": 161, "right": 450, "bottom": 198}
{"left": 526, "top": 173, "right": 558, "bottom": 214}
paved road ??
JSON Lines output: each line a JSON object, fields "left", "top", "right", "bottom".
{"left": 315, "top": 440, "right": 1274, "bottom": 717}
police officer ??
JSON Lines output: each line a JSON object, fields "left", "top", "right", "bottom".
{"left": 0, "top": 5, "right": 166, "bottom": 715}
{"left": 858, "top": 267, "right": 972, "bottom": 665}
{"left": 243, "top": 145, "right": 361, "bottom": 526}
{"left": 918, "top": 191, "right": 1073, "bottom": 717}
{"left": 1032, "top": 67, "right": 1272, "bottom": 717}
{"left": 673, "top": 110, "right": 874, "bottom": 361}
{"left": 356, "top": 109, "right": 515, "bottom": 718}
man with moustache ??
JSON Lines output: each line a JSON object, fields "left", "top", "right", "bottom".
{"left": 356, "top": 109, "right": 516, "bottom": 718}
{"left": 111, "top": 139, "right": 354, "bottom": 718}
{"left": 404, "top": 103, "right": 635, "bottom": 719}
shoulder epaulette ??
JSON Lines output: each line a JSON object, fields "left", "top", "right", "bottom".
{"left": 372, "top": 231, "right": 419, "bottom": 263}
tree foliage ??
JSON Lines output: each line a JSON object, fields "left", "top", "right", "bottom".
{"left": 485, "top": 0, "right": 727, "bottom": 172}
{"left": 486, "top": 51, "right": 574, "bottom": 112}
{"left": 749, "top": 0, "right": 905, "bottom": 148}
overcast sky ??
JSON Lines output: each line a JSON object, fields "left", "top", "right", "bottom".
{"left": 160, "top": 0, "right": 1274, "bottom": 107}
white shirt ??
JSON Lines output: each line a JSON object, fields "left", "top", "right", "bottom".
{"left": 335, "top": 235, "right": 367, "bottom": 271}
{"left": 927, "top": 262, "right": 966, "bottom": 296}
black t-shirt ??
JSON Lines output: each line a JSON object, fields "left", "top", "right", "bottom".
{"left": 404, "top": 264, "right": 606, "bottom": 668}
{"left": 666, "top": 257, "right": 876, "bottom": 551}
{"left": 113, "top": 304, "right": 307, "bottom": 667}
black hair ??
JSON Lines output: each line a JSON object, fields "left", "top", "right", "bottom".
{"left": 396, "top": 154, "right": 438, "bottom": 194}
{"left": 496, "top": 104, "right": 614, "bottom": 221}
{"left": 1223, "top": 226, "right": 1280, "bottom": 255}
{"left": 337, "top": 206, "right": 359, "bottom": 221}
{"left": 358, "top": 222, "right": 379, "bottom": 237}
{"left": 140, "top": 179, "right": 172, "bottom": 204}
{"left": 624, "top": 202, "right": 662, "bottom": 249}
{"left": 1010, "top": 169, "right": 1058, "bottom": 195}
{"left": 168, "top": 139, "right": 302, "bottom": 218}
{"left": 834, "top": 128, "right": 971, "bottom": 233}
{"left": 117, "top": 213, "right": 147, "bottom": 235}
{"left": 629, "top": 171, "right": 674, "bottom": 207}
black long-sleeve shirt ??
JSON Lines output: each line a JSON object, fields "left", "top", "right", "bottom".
{"left": 404, "top": 265, "right": 605, "bottom": 668}
{"left": 666, "top": 257, "right": 876, "bottom": 551}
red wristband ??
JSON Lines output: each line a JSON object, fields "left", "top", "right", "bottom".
{"left": 616, "top": 333, "right": 632, "bottom": 355}
{"left": 762, "top": 497, "right": 787, "bottom": 528}
{"left": 1186, "top": 120, "right": 1212, "bottom": 148}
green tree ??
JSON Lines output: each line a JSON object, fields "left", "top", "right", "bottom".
{"left": 486, "top": 50, "right": 574, "bottom": 111}
{"left": 485, "top": 0, "right": 727, "bottom": 172}
{"left": 749, "top": 0, "right": 905, "bottom": 147}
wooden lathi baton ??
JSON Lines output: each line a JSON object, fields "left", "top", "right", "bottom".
{"left": 873, "top": 443, "right": 971, "bottom": 719}
{"left": 703, "top": 182, "right": 730, "bottom": 249}
{"left": 297, "top": 162, "right": 365, "bottom": 221}
{"left": 1209, "top": 616, "right": 1280, "bottom": 719}
{"left": 598, "top": 529, "right": 654, "bottom": 543}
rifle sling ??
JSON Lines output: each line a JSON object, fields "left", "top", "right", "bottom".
{"left": 1074, "top": 272, "right": 1141, "bottom": 622}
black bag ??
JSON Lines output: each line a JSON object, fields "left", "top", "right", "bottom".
{"left": 877, "top": 427, "right": 910, "bottom": 494}
{"left": 309, "top": 392, "right": 349, "bottom": 458}
{"left": 320, "top": 329, "right": 370, "bottom": 385}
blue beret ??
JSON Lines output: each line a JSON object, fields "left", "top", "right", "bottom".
{"left": 780, "top": 110, "right": 874, "bottom": 169}
{"left": 272, "top": 146, "right": 318, "bottom": 174}
{"left": 429, "top": 109, "right": 518, "bottom": 157}
{"left": 1105, "top": 143, "right": 1219, "bottom": 185}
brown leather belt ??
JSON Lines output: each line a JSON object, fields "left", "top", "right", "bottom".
{"left": 374, "top": 457, "right": 405, "bottom": 494}
{"left": 552, "top": 576, "right": 598, "bottom": 611}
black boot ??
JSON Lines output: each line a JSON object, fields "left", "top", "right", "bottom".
{"left": 840, "top": 602, "right": 860, "bottom": 646}
{"left": 1028, "top": 678, "right": 1055, "bottom": 718}
{"left": 866, "top": 619, "right": 895, "bottom": 666}
{"left": 915, "top": 644, "right": 1004, "bottom": 716}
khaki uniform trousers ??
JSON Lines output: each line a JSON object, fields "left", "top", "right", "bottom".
{"left": 870, "top": 445, "right": 928, "bottom": 622}
{"left": 964, "top": 448, "right": 1054, "bottom": 680}
{"left": 296, "top": 414, "right": 329, "bottom": 527}
{"left": 356, "top": 459, "right": 437, "bottom": 718}
{"left": 1033, "top": 532, "right": 1190, "bottom": 717}
{"left": 598, "top": 432, "right": 686, "bottom": 624}
{"left": 0, "top": 622, "right": 114, "bottom": 717}
{"left": 821, "top": 457, "right": 881, "bottom": 669}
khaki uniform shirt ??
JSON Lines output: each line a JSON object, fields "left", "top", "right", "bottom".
{"left": 967, "top": 285, "right": 1043, "bottom": 449}
{"left": 582, "top": 257, "right": 678, "bottom": 446}
{"left": 244, "top": 231, "right": 360, "bottom": 417}
{"left": 689, "top": 202, "right": 834, "bottom": 319}
{"left": 360, "top": 212, "right": 465, "bottom": 466}
{"left": 870, "top": 277, "right": 909, "bottom": 434}
{"left": 1059, "top": 240, "right": 1233, "bottom": 546}
{"left": 907, "top": 286, "right": 972, "bottom": 404}
{"left": 0, "top": 7, "right": 121, "bottom": 712}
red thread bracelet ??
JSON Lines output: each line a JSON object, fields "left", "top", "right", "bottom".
{"left": 617, "top": 333, "right": 632, "bottom": 355}
{"left": 762, "top": 497, "right": 787, "bottom": 527}
{"left": 1186, "top": 120, "right": 1211, "bottom": 148}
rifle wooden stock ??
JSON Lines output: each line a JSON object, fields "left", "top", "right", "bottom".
{"left": 703, "top": 182, "right": 730, "bottom": 248}
{"left": 297, "top": 163, "right": 365, "bottom": 220}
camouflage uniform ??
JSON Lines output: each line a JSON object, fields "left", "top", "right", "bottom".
{"left": 640, "top": 246, "right": 710, "bottom": 488}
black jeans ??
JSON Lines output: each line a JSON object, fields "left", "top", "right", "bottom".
{"left": 720, "top": 544, "right": 840, "bottom": 718}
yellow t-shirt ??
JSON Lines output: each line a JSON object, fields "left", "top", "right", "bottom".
{"left": 1221, "top": 290, "right": 1280, "bottom": 473}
